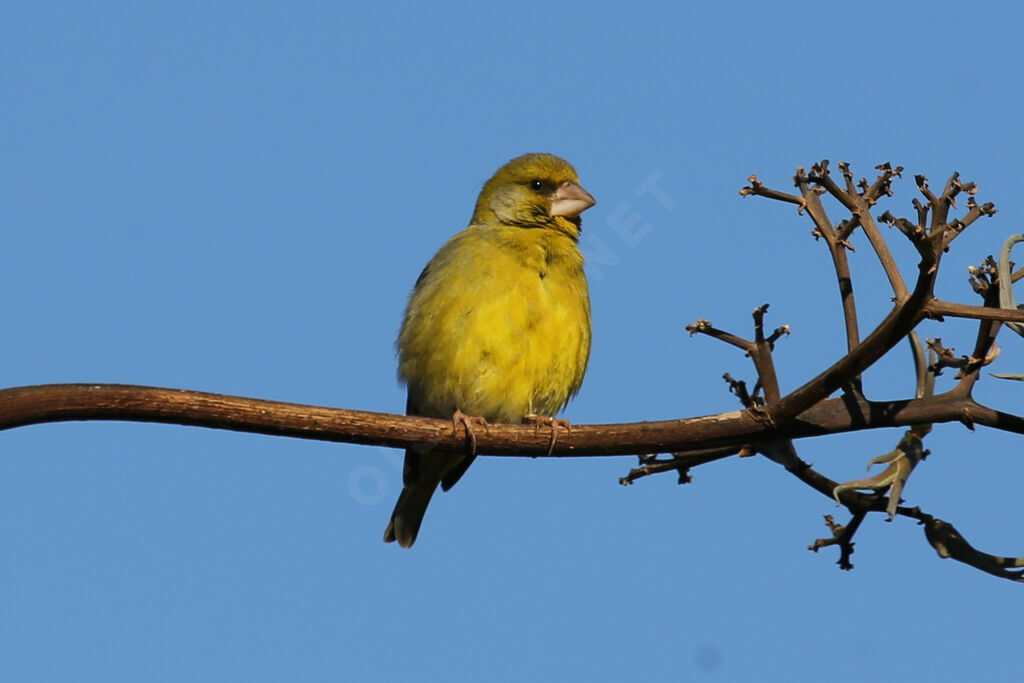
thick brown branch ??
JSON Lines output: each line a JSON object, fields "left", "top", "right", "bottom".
{"left": 956, "top": 401, "right": 1024, "bottom": 434}
{"left": 1, "top": 384, "right": 1022, "bottom": 457}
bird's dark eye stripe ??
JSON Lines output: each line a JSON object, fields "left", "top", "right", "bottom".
{"left": 528, "top": 178, "right": 554, "bottom": 192}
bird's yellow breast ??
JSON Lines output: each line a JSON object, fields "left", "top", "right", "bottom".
{"left": 397, "top": 224, "right": 591, "bottom": 423}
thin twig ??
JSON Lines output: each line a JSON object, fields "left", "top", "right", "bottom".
{"left": 685, "top": 319, "right": 753, "bottom": 352}
{"left": 619, "top": 447, "right": 739, "bottom": 486}
{"left": 796, "top": 165, "right": 864, "bottom": 358}
{"left": 809, "top": 512, "right": 867, "bottom": 570}
{"left": 809, "top": 161, "right": 909, "bottom": 301}
{"left": 924, "top": 300, "right": 1024, "bottom": 323}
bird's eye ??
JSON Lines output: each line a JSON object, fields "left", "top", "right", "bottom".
{"left": 529, "top": 179, "right": 544, "bottom": 191}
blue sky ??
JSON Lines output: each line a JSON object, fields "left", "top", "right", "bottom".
{"left": 3, "top": 1, "right": 1023, "bottom": 681}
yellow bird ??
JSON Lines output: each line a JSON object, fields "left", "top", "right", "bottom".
{"left": 385, "top": 153, "right": 595, "bottom": 548}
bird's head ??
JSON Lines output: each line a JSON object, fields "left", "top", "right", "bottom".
{"left": 471, "top": 153, "right": 596, "bottom": 240}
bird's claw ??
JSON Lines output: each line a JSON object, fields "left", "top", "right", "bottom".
{"left": 524, "top": 415, "right": 571, "bottom": 456}
{"left": 452, "top": 409, "right": 489, "bottom": 455}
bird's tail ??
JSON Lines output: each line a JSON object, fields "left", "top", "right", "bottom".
{"left": 383, "top": 482, "right": 437, "bottom": 548}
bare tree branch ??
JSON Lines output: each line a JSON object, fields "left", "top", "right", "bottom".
{"left": 1, "top": 161, "right": 1020, "bottom": 582}
{"left": 809, "top": 513, "right": 867, "bottom": 571}
{"left": 2, "top": 383, "right": 1023, "bottom": 455}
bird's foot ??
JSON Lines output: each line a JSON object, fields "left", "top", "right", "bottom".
{"left": 452, "top": 409, "right": 489, "bottom": 455}
{"left": 524, "top": 415, "right": 571, "bottom": 456}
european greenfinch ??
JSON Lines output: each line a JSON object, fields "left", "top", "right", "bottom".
{"left": 384, "top": 153, "right": 595, "bottom": 548}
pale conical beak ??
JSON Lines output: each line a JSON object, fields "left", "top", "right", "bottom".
{"left": 549, "top": 181, "right": 596, "bottom": 218}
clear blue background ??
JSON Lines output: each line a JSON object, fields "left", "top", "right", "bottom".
{"left": 3, "top": 2, "right": 1023, "bottom": 681}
